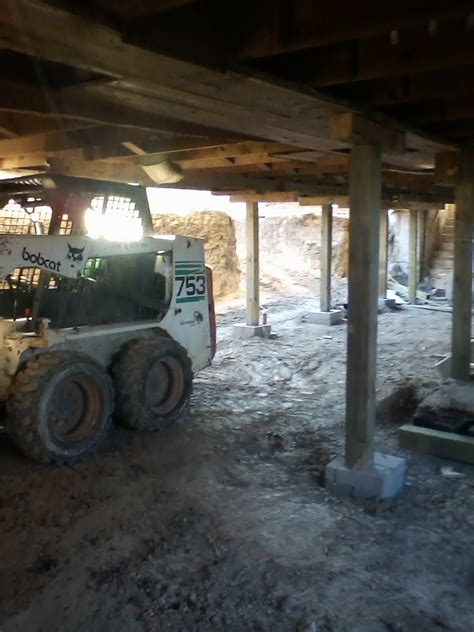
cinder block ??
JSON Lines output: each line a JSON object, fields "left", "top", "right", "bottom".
{"left": 305, "top": 310, "right": 343, "bottom": 325}
{"left": 325, "top": 452, "right": 406, "bottom": 499}
{"left": 233, "top": 324, "right": 271, "bottom": 339}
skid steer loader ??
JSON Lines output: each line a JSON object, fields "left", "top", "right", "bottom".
{"left": 0, "top": 175, "right": 216, "bottom": 464}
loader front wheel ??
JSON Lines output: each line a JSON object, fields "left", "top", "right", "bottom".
{"left": 7, "top": 351, "right": 114, "bottom": 464}
{"left": 113, "top": 337, "right": 193, "bottom": 431}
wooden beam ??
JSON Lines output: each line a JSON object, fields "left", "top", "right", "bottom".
{"left": 0, "top": 0, "right": 420, "bottom": 158}
{"left": 246, "top": 202, "right": 259, "bottom": 326}
{"left": 331, "top": 113, "right": 405, "bottom": 153}
{"left": 320, "top": 205, "right": 332, "bottom": 312}
{"left": 451, "top": 150, "right": 474, "bottom": 380}
{"left": 399, "top": 424, "right": 474, "bottom": 465}
{"left": 408, "top": 209, "right": 418, "bottom": 304}
{"left": 345, "top": 143, "right": 381, "bottom": 469}
{"left": 300, "top": 195, "right": 349, "bottom": 207}
{"left": 379, "top": 209, "right": 388, "bottom": 299}
{"left": 161, "top": 174, "right": 349, "bottom": 196}
{"left": 229, "top": 192, "right": 299, "bottom": 203}
{"left": 0, "top": 80, "right": 230, "bottom": 140}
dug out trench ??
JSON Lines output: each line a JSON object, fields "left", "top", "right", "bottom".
{"left": 1, "top": 291, "right": 473, "bottom": 630}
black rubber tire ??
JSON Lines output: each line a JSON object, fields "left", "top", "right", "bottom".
{"left": 112, "top": 337, "right": 193, "bottom": 431}
{"left": 6, "top": 351, "right": 114, "bottom": 464}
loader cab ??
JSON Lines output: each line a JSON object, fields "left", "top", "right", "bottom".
{"left": 0, "top": 176, "right": 172, "bottom": 329}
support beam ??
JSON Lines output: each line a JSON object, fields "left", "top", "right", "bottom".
{"left": 408, "top": 209, "right": 418, "bottom": 304}
{"left": 345, "top": 144, "right": 381, "bottom": 470}
{"left": 378, "top": 209, "right": 388, "bottom": 299}
{"left": 320, "top": 204, "right": 332, "bottom": 312}
{"left": 451, "top": 151, "right": 474, "bottom": 380}
{"left": 246, "top": 202, "right": 260, "bottom": 327}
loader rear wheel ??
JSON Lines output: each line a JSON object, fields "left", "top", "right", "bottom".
{"left": 113, "top": 337, "right": 193, "bottom": 431}
{"left": 7, "top": 351, "right": 114, "bottom": 464}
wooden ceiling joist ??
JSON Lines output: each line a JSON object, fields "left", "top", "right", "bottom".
{"left": 271, "top": 23, "right": 474, "bottom": 88}
{"left": 235, "top": 0, "right": 474, "bottom": 60}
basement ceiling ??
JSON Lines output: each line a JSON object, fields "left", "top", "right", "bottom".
{"left": 0, "top": 0, "right": 471, "bottom": 204}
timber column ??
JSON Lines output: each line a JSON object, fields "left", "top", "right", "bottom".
{"left": 233, "top": 201, "right": 271, "bottom": 339}
{"left": 325, "top": 136, "right": 405, "bottom": 498}
{"left": 345, "top": 144, "right": 381, "bottom": 469}
{"left": 305, "top": 203, "right": 343, "bottom": 325}
{"left": 451, "top": 151, "right": 474, "bottom": 380}
{"left": 378, "top": 208, "right": 388, "bottom": 300}
{"left": 408, "top": 209, "right": 418, "bottom": 304}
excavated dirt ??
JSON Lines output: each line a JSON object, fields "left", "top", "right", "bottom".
{"left": 1, "top": 294, "right": 474, "bottom": 631}
{"left": 152, "top": 211, "right": 241, "bottom": 298}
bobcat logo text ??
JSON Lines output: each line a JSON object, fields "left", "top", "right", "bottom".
{"left": 21, "top": 247, "right": 61, "bottom": 272}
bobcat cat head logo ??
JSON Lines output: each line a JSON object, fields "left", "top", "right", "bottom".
{"left": 67, "top": 243, "right": 85, "bottom": 267}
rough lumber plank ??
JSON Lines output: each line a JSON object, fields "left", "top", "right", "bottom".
{"left": 345, "top": 144, "right": 381, "bottom": 469}
{"left": 399, "top": 424, "right": 474, "bottom": 465}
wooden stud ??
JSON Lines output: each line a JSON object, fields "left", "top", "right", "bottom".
{"left": 451, "top": 151, "right": 474, "bottom": 380}
{"left": 379, "top": 209, "right": 389, "bottom": 299}
{"left": 408, "top": 209, "right": 418, "bottom": 304}
{"left": 320, "top": 204, "right": 332, "bottom": 312}
{"left": 246, "top": 202, "right": 260, "bottom": 327}
{"left": 345, "top": 144, "right": 381, "bottom": 470}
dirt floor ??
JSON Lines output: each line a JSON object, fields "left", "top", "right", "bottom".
{"left": 1, "top": 288, "right": 474, "bottom": 631}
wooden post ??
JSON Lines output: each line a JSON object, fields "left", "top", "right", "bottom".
{"left": 320, "top": 204, "right": 332, "bottom": 311}
{"left": 451, "top": 151, "right": 474, "bottom": 380}
{"left": 419, "top": 209, "right": 428, "bottom": 282}
{"left": 246, "top": 201, "right": 260, "bottom": 326}
{"left": 345, "top": 144, "right": 381, "bottom": 470}
{"left": 408, "top": 209, "right": 418, "bottom": 304}
{"left": 378, "top": 208, "right": 388, "bottom": 299}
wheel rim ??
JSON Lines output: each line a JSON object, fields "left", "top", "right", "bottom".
{"left": 144, "top": 356, "right": 185, "bottom": 415}
{"left": 48, "top": 373, "right": 101, "bottom": 443}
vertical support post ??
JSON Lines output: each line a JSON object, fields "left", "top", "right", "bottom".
{"left": 419, "top": 209, "right": 428, "bottom": 282}
{"left": 451, "top": 151, "right": 474, "bottom": 380}
{"left": 320, "top": 204, "right": 332, "bottom": 312}
{"left": 246, "top": 201, "right": 260, "bottom": 326}
{"left": 345, "top": 144, "right": 381, "bottom": 470}
{"left": 378, "top": 208, "right": 388, "bottom": 299}
{"left": 408, "top": 209, "right": 418, "bottom": 304}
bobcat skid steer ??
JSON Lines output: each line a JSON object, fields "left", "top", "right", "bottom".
{"left": 0, "top": 176, "right": 216, "bottom": 464}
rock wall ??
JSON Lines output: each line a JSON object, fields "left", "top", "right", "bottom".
{"left": 152, "top": 211, "right": 240, "bottom": 298}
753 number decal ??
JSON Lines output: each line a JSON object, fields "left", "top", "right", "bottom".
{"left": 175, "top": 274, "right": 206, "bottom": 302}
